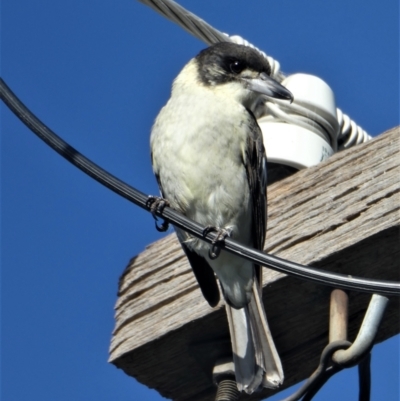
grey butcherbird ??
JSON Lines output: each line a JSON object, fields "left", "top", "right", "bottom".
{"left": 150, "top": 42, "right": 293, "bottom": 393}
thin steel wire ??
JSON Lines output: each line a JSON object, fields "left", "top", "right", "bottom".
{"left": 1, "top": 78, "right": 399, "bottom": 296}
{"left": 137, "top": 0, "right": 229, "bottom": 45}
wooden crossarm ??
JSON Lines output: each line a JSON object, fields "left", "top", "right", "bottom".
{"left": 109, "top": 127, "right": 399, "bottom": 401}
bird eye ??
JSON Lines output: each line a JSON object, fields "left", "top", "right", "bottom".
{"left": 229, "top": 60, "right": 245, "bottom": 74}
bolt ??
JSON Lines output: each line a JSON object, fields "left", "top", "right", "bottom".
{"left": 213, "top": 360, "right": 239, "bottom": 401}
{"left": 215, "top": 378, "right": 240, "bottom": 401}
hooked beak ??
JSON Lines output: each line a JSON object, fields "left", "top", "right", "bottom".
{"left": 244, "top": 72, "right": 293, "bottom": 102}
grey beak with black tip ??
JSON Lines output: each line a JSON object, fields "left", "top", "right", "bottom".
{"left": 244, "top": 72, "right": 293, "bottom": 102}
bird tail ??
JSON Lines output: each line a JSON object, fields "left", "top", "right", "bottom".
{"left": 225, "top": 280, "right": 283, "bottom": 394}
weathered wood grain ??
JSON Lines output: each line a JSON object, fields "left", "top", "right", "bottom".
{"left": 109, "top": 127, "right": 399, "bottom": 401}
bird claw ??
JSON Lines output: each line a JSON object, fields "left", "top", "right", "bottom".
{"left": 203, "top": 226, "right": 231, "bottom": 260}
{"left": 146, "top": 196, "right": 170, "bottom": 232}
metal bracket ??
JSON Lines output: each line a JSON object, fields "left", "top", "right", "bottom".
{"left": 279, "top": 290, "right": 389, "bottom": 401}
{"left": 332, "top": 294, "right": 389, "bottom": 367}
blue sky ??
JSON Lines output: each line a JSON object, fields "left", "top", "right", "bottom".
{"left": 2, "top": 1, "right": 399, "bottom": 400}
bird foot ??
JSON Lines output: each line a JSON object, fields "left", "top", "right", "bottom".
{"left": 203, "top": 226, "right": 231, "bottom": 260}
{"left": 146, "top": 196, "right": 170, "bottom": 232}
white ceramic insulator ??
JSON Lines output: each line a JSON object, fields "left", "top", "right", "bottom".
{"left": 282, "top": 73, "right": 339, "bottom": 145}
{"left": 258, "top": 74, "right": 339, "bottom": 169}
{"left": 258, "top": 121, "right": 334, "bottom": 170}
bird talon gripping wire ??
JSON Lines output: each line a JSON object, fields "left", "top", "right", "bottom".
{"left": 146, "top": 195, "right": 170, "bottom": 232}
{"left": 203, "top": 226, "right": 230, "bottom": 260}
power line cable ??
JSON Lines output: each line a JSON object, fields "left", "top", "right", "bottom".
{"left": 1, "top": 78, "right": 399, "bottom": 297}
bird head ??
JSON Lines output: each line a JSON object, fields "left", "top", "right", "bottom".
{"left": 194, "top": 42, "right": 293, "bottom": 107}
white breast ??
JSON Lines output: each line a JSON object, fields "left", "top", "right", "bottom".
{"left": 150, "top": 60, "right": 253, "bottom": 253}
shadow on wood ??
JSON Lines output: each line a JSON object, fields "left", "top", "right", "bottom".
{"left": 109, "top": 127, "right": 399, "bottom": 401}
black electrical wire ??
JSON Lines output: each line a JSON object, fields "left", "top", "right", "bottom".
{"left": 358, "top": 353, "right": 371, "bottom": 401}
{"left": 280, "top": 341, "right": 350, "bottom": 401}
{"left": 1, "top": 77, "right": 399, "bottom": 297}
{"left": 302, "top": 366, "right": 343, "bottom": 401}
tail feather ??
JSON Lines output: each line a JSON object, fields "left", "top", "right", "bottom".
{"left": 225, "top": 281, "right": 283, "bottom": 394}
{"left": 249, "top": 280, "right": 284, "bottom": 388}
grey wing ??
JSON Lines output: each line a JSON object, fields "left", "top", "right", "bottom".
{"left": 244, "top": 109, "right": 268, "bottom": 284}
{"left": 181, "top": 244, "right": 220, "bottom": 307}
